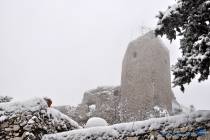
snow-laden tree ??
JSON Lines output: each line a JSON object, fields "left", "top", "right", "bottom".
{"left": 0, "top": 95, "right": 13, "bottom": 103}
{"left": 155, "top": 0, "right": 210, "bottom": 91}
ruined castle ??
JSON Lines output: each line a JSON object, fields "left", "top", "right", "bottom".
{"left": 56, "top": 31, "right": 176, "bottom": 125}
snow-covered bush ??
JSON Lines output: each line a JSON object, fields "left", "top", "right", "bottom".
{"left": 85, "top": 117, "right": 108, "bottom": 128}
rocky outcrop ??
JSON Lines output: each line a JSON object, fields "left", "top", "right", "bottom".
{"left": 0, "top": 98, "right": 80, "bottom": 140}
{"left": 120, "top": 31, "right": 173, "bottom": 122}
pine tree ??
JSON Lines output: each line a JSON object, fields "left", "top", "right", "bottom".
{"left": 155, "top": 0, "right": 210, "bottom": 91}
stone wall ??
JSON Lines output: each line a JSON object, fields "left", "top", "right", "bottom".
{"left": 42, "top": 110, "right": 210, "bottom": 140}
{"left": 0, "top": 98, "right": 80, "bottom": 140}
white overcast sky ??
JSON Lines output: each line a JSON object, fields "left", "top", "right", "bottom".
{"left": 0, "top": 0, "right": 209, "bottom": 109}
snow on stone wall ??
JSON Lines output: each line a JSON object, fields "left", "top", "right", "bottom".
{"left": 42, "top": 110, "right": 210, "bottom": 140}
{"left": 0, "top": 98, "right": 81, "bottom": 140}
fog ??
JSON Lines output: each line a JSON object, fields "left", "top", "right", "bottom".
{"left": 0, "top": 0, "right": 209, "bottom": 109}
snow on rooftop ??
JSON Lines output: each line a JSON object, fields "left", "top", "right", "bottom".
{"left": 42, "top": 110, "right": 210, "bottom": 140}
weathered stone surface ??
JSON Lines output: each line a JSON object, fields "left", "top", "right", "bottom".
{"left": 120, "top": 31, "right": 173, "bottom": 122}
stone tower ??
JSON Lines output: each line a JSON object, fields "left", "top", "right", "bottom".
{"left": 120, "top": 31, "right": 173, "bottom": 122}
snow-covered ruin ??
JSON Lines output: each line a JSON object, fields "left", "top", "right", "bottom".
{"left": 1, "top": 31, "right": 209, "bottom": 140}
{"left": 56, "top": 31, "right": 179, "bottom": 125}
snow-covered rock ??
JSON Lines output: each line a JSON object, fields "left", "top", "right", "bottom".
{"left": 85, "top": 117, "right": 108, "bottom": 128}
{"left": 0, "top": 97, "right": 81, "bottom": 140}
